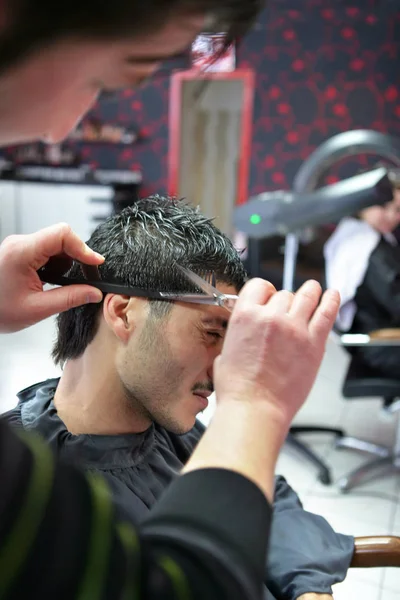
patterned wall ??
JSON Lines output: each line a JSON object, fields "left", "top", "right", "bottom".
{"left": 2, "top": 0, "right": 399, "bottom": 197}
{"left": 241, "top": 0, "right": 400, "bottom": 194}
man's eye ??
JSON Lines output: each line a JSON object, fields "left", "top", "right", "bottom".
{"left": 207, "top": 331, "right": 223, "bottom": 339}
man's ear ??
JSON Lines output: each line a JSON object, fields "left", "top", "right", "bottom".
{"left": 103, "top": 295, "right": 136, "bottom": 344}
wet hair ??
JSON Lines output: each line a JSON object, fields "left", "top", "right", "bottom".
{"left": 0, "top": 0, "right": 266, "bottom": 74}
{"left": 52, "top": 195, "right": 246, "bottom": 365}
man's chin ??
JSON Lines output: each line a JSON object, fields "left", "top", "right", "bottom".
{"left": 158, "top": 413, "right": 197, "bottom": 435}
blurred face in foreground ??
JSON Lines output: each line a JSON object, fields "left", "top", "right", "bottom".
{"left": 0, "top": 12, "right": 204, "bottom": 145}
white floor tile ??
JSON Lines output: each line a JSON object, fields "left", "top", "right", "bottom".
{"left": 294, "top": 343, "right": 348, "bottom": 427}
{"left": 275, "top": 442, "right": 330, "bottom": 495}
{"left": 302, "top": 493, "right": 394, "bottom": 531}
{"left": 348, "top": 565, "right": 386, "bottom": 590}
{"left": 382, "top": 568, "right": 400, "bottom": 595}
{"left": 293, "top": 360, "right": 347, "bottom": 428}
{"left": 393, "top": 503, "right": 400, "bottom": 536}
{"left": 339, "top": 401, "right": 399, "bottom": 448}
{"left": 332, "top": 570, "right": 381, "bottom": 600}
{"left": 379, "top": 485, "right": 400, "bottom": 593}
{"left": 379, "top": 590, "right": 400, "bottom": 599}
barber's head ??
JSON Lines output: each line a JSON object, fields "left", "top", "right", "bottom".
{"left": 53, "top": 196, "right": 246, "bottom": 433}
{"left": 0, "top": 0, "right": 263, "bottom": 146}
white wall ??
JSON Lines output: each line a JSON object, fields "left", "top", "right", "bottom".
{"left": 0, "top": 182, "right": 113, "bottom": 243}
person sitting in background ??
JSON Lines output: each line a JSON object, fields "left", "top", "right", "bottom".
{"left": 325, "top": 178, "right": 400, "bottom": 378}
{"left": 5, "top": 196, "right": 354, "bottom": 600}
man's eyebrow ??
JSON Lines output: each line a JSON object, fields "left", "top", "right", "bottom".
{"left": 202, "top": 317, "right": 228, "bottom": 330}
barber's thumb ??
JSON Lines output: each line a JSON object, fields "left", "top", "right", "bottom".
{"left": 39, "top": 285, "right": 103, "bottom": 317}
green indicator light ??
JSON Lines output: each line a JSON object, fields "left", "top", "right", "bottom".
{"left": 250, "top": 213, "right": 262, "bottom": 225}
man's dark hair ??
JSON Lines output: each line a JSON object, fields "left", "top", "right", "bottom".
{"left": 0, "top": 0, "right": 265, "bottom": 74}
{"left": 52, "top": 195, "right": 247, "bottom": 365}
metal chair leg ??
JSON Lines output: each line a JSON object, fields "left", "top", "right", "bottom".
{"left": 337, "top": 412, "right": 400, "bottom": 491}
{"left": 286, "top": 433, "right": 333, "bottom": 485}
{"left": 337, "top": 455, "right": 400, "bottom": 492}
{"left": 335, "top": 436, "right": 390, "bottom": 458}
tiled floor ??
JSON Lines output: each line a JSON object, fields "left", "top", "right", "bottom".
{"left": 1, "top": 320, "right": 399, "bottom": 599}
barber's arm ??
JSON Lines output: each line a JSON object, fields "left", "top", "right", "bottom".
{"left": 265, "top": 476, "right": 353, "bottom": 600}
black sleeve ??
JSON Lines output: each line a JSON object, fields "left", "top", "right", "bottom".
{"left": 265, "top": 476, "right": 354, "bottom": 600}
{"left": 0, "top": 418, "right": 270, "bottom": 600}
{"left": 141, "top": 469, "right": 271, "bottom": 600}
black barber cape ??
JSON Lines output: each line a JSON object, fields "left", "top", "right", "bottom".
{"left": 5, "top": 379, "right": 354, "bottom": 600}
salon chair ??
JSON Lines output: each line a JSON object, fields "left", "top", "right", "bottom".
{"left": 333, "top": 329, "right": 400, "bottom": 492}
{"left": 236, "top": 130, "right": 400, "bottom": 486}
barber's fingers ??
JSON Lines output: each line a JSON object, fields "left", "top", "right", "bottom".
{"left": 25, "top": 284, "right": 103, "bottom": 323}
{"left": 236, "top": 278, "right": 276, "bottom": 307}
{"left": 309, "top": 289, "right": 340, "bottom": 343}
{"left": 24, "top": 223, "right": 104, "bottom": 271}
{"left": 263, "top": 289, "right": 294, "bottom": 315}
{"left": 288, "top": 280, "right": 322, "bottom": 322}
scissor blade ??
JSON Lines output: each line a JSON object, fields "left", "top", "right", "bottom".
{"left": 177, "top": 265, "right": 219, "bottom": 297}
{"left": 159, "top": 293, "right": 219, "bottom": 305}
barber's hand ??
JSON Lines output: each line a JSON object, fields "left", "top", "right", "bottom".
{"left": 214, "top": 278, "right": 340, "bottom": 430}
{"left": 0, "top": 223, "right": 104, "bottom": 333}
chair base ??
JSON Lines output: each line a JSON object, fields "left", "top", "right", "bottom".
{"left": 335, "top": 412, "right": 400, "bottom": 492}
{"left": 337, "top": 455, "right": 400, "bottom": 492}
{"left": 286, "top": 427, "right": 344, "bottom": 485}
{"left": 335, "top": 436, "right": 390, "bottom": 458}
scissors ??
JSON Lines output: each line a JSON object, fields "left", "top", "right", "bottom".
{"left": 159, "top": 266, "right": 238, "bottom": 312}
{"left": 37, "top": 260, "right": 238, "bottom": 311}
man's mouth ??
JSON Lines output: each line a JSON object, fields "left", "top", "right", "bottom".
{"left": 193, "top": 390, "right": 212, "bottom": 399}
{"left": 192, "top": 390, "right": 211, "bottom": 409}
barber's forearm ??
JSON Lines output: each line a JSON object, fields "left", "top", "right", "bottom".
{"left": 297, "top": 594, "right": 333, "bottom": 600}
{"left": 183, "top": 400, "right": 288, "bottom": 503}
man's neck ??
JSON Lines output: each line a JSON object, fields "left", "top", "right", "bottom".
{"left": 54, "top": 359, "right": 152, "bottom": 436}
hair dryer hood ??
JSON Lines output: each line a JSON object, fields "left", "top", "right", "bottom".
{"left": 234, "top": 130, "right": 400, "bottom": 238}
